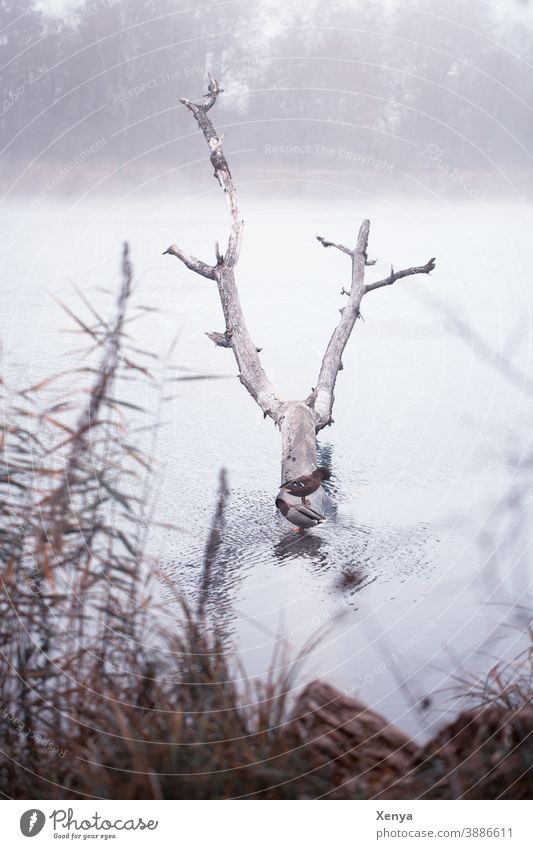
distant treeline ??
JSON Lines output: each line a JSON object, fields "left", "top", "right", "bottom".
{"left": 1, "top": 0, "right": 532, "bottom": 189}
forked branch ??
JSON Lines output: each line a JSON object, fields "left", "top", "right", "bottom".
{"left": 313, "top": 227, "right": 436, "bottom": 429}
{"left": 164, "top": 79, "right": 436, "bottom": 489}
{"left": 313, "top": 220, "right": 370, "bottom": 428}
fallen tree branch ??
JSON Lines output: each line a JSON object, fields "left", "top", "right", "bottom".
{"left": 164, "top": 78, "right": 436, "bottom": 502}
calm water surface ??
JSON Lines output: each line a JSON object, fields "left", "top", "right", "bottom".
{"left": 2, "top": 190, "right": 532, "bottom": 739}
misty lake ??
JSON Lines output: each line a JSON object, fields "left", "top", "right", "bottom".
{"left": 2, "top": 187, "right": 532, "bottom": 739}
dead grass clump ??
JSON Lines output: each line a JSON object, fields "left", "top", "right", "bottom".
{"left": 374, "top": 702, "right": 532, "bottom": 800}
{"left": 0, "top": 245, "right": 334, "bottom": 800}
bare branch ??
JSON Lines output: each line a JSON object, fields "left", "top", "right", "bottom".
{"left": 313, "top": 220, "right": 370, "bottom": 429}
{"left": 165, "top": 79, "right": 436, "bottom": 490}
{"left": 316, "top": 235, "right": 353, "bottom": 256}
{"left": 317, "top": 235, "right": 376, "bottom": 265}
{"left": 312, "top": 224, "right": 435, "bottom": 431}
{"left": 180, "top": 77, "right": 242, "bottom": 268}
{"left": 165, "top": 78, "right": 284, "bottom": 423}
{"left": 365, "top": 257, "right": 436, "bottom": 293}
{"left": 183, "top": 72, "right": 224, "bottom": 112}
{"left": 162, "top": 244, "right": 215, "bottom": 280}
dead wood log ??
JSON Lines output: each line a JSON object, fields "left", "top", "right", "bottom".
{"left": 164, "top": 77, "right": 436, "bottom": 513}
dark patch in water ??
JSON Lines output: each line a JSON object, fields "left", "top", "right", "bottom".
{"left": 163, "top": 487, "right": 438, "bottom": 637}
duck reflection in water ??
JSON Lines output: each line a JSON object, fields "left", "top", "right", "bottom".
{"left": 273, "top": 527, "right": 328, "bottom": 566}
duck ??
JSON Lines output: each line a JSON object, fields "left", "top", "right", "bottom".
{"left": 275, "top": 496, "right": 327, "bottom": 532}
{"left": 280, "top": 466, "right": 331, "bottom": 504}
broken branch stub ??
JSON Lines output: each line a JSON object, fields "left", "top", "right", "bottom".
{"left": 164, "top": 79, "right": 436, "bottom": 510}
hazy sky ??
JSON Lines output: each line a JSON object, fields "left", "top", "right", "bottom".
{"left": 36, "top": 0, "right": 81, "bottom": 15}
{"left": 36, "top": 0, "right": 533, "bottom": 20}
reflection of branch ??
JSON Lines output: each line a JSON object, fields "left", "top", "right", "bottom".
{"left": 448, "top": 312, "right": 533, "bottom": 399}
{"left": 198, "top": 468, "right": 229, "bottom": 618}
{"left": 418, "top": 291, "right": 533, "bottom": 400}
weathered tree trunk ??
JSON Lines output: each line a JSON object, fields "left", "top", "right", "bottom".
{"left": 279, "top": 401, "right": 318, "bottom": 484}
{"left": 164, "top": 77, "right": 436, "bottom": 524}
